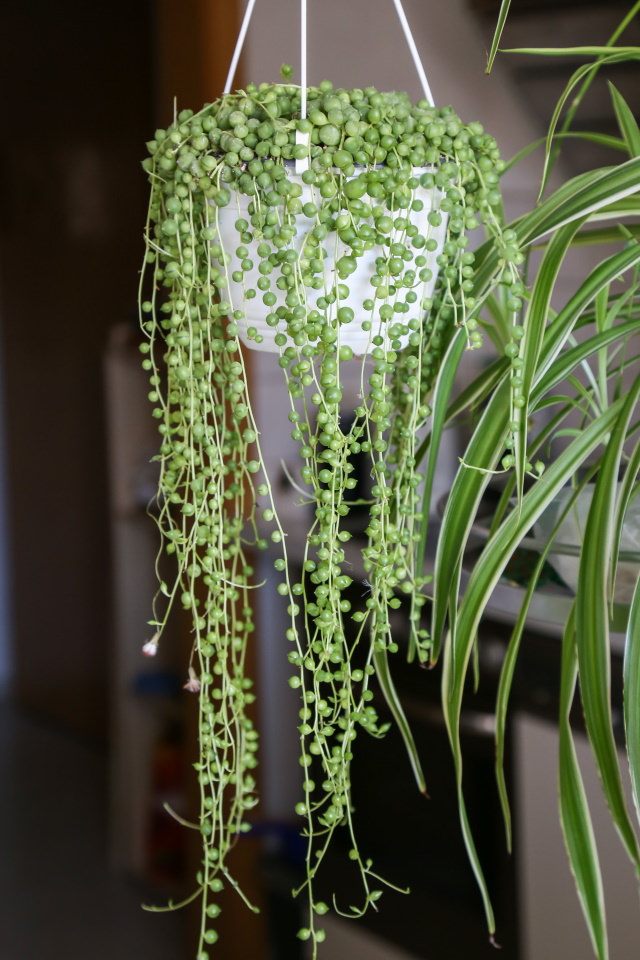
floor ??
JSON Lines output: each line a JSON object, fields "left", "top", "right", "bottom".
{"left": 0, "top": 699, "right": 183, "bottom": 960}
{"left": 0, "top": 698, "right": 424, "bottom": 960}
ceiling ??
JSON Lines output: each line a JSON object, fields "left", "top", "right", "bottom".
{"left": 468, "top": 0, "right": 640, "bottom": 174}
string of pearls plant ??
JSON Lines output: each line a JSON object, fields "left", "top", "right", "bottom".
{"left": 139, "top": 73, "right": 523, "bottom": 957}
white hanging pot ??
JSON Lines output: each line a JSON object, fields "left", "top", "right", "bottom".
{"left": 213, "top": 168, "right": 448, "bottom": 354}
{"left": 534, "top": 484, "right": 640, "bottom": 604}
{"left": 215, "top": 0, "right": 446, "bottom": 355}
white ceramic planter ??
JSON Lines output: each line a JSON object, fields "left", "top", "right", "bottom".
{"left": 213, "top": 168, "right": 447, "bottom": 355}
{"left": 535, "top": 484, "right": 640, "bottom": 603}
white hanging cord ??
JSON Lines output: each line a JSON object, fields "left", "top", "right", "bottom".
{"left": 295, "top": 0, "right": 311, "bottom": 175}
{"left": 223, "top": 0, "right": 258, "bottom": 94}
{"left": 300, "top": 0, "right": 308, "bottom": 119}
{"left": 390, "top": 0, "right": 435, "bottom": 106}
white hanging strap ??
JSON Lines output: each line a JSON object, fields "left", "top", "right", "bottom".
{"left": 300, "top": 0, "right": 308, "bottom": 120}
{"left": 223, "top": 0, "right": 258, "bottom": 94}
{"left": 391, "top": 0, "right": 435, "bottom": 106}
{"left": 295, "top": 0, "right": 310, "bottom": 175}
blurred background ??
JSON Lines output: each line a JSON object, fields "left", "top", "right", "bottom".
{"left": 0, "top": 1, "right": 638, "bottom": 958}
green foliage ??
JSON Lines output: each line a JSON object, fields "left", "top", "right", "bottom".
{"left": 436, "top": 12, "right": 640, "bottom": 957}
{"left": 138, "top": 11, "right": 640, "bottom": 959}
{"left": 139, "top": 80, "right": 518, "bottom": 956}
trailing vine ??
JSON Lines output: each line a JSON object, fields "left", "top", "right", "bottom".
{"left": 139, "top": 76, "right": 521, "bottom": 956}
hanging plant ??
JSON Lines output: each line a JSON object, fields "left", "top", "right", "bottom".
{"left": 133, "top": 0, "right": 640, "bottom": 954}
{"left": 138, "top": 67, "right": 521, "bottom": 954}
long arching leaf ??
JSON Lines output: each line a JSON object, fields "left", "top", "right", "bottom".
{"left": 532, "top": 318, "right": 640, "bottom": 407}
{"left": 576, "top": 378, "right": 640, "bottom": 869}
{"left": 441, "top": 646, "right": 497, "bottom": 942}
{"left": 624, "top": 573, "right": 640, "bottom": 827}
{"left": 531, "top": 244, "right": 640, "bottom": 395}
{"left": 444, "top": 401, "right": 624, "bottom": 750}
{"left": 502, "top": 131, "right": 628, "bottom": 179}
{"left": 514, "top": 220, "right": 582, "bottom": 496}
{"left": 609, "top": 82, "right": 640, "bottom": 157}
{"left": 571, "top": 225, "right": 640, "bottom": 246}
{"left": 494, "top": 469, "right": 592, "bottom": 847}
{"left": 414, "top": 325, "right": 468, "bottom": 660}
{"left": 559, "top": 607, "right": 609, "bottom": 960}
{"left": 471, "top": 160, "right": 640, "bottom": 300}
{"left": 373, "top": 646, "right": 426, "bottom": 794}
{"left": 439, "top": 405, "right": 624, "bottom": 946}
{"left": 524, "top": 158, "right": 640, "bottom": 245}
{"left": 611, "top": 438, "right": 640, "bottom": 601}
{"left": 430, "top": 380, "right": 511, "bottom": 659}
{"left": 500, "top": 47, "right": 640, "bottom": 196}
{"left": 486, "top": 0, "right": 513, "bottom": 73}
{"left": 504, "top": 46, "right": 639, "bottom": 57}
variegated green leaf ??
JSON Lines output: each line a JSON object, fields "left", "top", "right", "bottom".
{"left": 571, "top": 225, "right": 640, "bottom": 246}
{"left": 439, "top": 406, "right": 625, "bottom": 951}
{"left": 609, "top": 82, "right": 640, "bottom": 157}
{"left": 531, "top": 244, "right": 640, "bottom": 394}
{"left": 532, "top": 318, "right": 640, "bottom": 407}
{"left": 624, "top": 572, "right": 640, "bottom": 827}
{"left": 494, "top": 473, "right": 593, "bottom": 846}
{"left": 576, "top": 378, "right": 640, "bottom": 868}
{"left": 486, "top": 0, "right": 512, "bottom": 72}
{"left": 441, "top": 639, "right": 497, "bottom": 941}
{"left": 559, "top": 607, "right": 609, "bottom": 960}
{"left": 611, "top": 440, "right": 640, "bottom": 600}
{"left": 514, "top": 220, "right": 582, "bottom": 496}
{"left": 373, "top": 646, "right": 426, "bottom": 794}
{"left": 526, "top": 159, "right": 640, "bottom": 244}
{"left": 414, "top": 326, "right": 468, "bottom": 661}
{"left": 443, "top": 401, "right": 624, "bottom": 743}
{"left": 430, "top": 380, "right": 511, "bottom": 659}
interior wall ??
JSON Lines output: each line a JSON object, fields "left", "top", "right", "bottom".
{"left": 0, "top": 0, "right": 155, "bottom": 742}
{"left": 0, "top": 283, "right": 12, "bottom": 695}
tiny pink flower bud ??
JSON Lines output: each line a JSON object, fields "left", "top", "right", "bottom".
{"left": 142, "top": 631, "right": 159, "bottom": 657}
{"left": 183, "top": 667, "right": 201, "bottom": 693}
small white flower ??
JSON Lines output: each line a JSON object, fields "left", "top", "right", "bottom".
{"left": 142, "top": 632, "right": 159, "bottom": 657}
{"left": 183, "top": 667, "right": 201, "bottom": 693}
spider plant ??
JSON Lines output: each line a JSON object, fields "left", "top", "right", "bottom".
{"left": 427, "top": 4, "right": 640, "bottom": 956}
